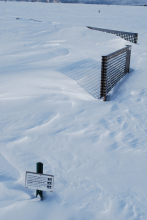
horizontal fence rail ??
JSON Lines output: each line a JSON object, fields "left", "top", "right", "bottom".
{"left": 87, "top": 26, "right": 138, "bottom": 44}
{"left": 100, "top": 45, "right": 132, "bottom": 100}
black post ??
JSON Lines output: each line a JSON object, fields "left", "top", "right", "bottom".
{"left": 125, "top": 46, "right": 132, "bottom": 74}
{"left": 100, "top": 56, "right": 107, "bottom": 100}
{"left": 36, "top": 162, "right": 43, "bottom": 200}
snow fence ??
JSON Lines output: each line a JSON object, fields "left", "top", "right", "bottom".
{"left": 87, "top": 26, "right": 138, "bottom": 44}
{"left": 100, "top": 45, "right": 132, "bottom": 100}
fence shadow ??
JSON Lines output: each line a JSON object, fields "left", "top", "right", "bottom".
{"left": 59, "top": 58, "right": 101, "bottom": 99}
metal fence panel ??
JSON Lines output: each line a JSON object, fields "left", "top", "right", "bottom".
{"left": 87, "top": 26, "right": 138, "bottom": 44}
{"left": 100, "top": 45, "right": 132, "bottom": 100}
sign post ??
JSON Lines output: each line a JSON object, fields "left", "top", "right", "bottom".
{"left": 36, "top": 162, "right": 43, "bottom": 199}
{"left": 25, "top": 162, "right": 54, "bottom": 201}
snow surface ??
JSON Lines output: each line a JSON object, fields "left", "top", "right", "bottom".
{"left": 0, "top": 2, "right": 147, "bottom": 220}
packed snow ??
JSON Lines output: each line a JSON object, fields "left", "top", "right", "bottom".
{"left": 0, "top": 2, "right": 147, "bottom": 220}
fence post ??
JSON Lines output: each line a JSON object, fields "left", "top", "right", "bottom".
{"left": 134, "top": 33, "right": 138, "bottom": 44}
{"left": 125, "top": 46, "right": 132, "bottom": 73}
{"left": 36, "top": 162, "right": 43, "bottom": 200}
{"left": 100, "top": 56, "right": 107, "bottom": 101}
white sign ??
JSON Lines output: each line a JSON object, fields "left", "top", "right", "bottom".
{"left": 25, "top": 171, "right": 54, "bottom": 192}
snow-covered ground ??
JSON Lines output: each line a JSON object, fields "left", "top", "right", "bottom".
{"left": 0, "top": 2, "right": 147, "bottom": 219}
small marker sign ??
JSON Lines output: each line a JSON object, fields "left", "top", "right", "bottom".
{"left": 25, "top": 171, "right": 54, "bottom": 192}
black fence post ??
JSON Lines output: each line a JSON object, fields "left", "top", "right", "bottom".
{"left": 134, "top": 33, "right": 138, "bottom": 44}
{"left": 36, "top": 162, "right": 43, "bottom": 200}
{"left": 125, "top": 46, "right": 132, "bottom": 73}
{"left": 100, "top": 56, "right": 107, "bottom": 101}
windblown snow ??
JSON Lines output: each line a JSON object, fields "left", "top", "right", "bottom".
{"left": 0, "top": 2, "right": 147, "bottom": 220}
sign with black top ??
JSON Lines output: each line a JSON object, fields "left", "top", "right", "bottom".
{"left": 25, "top": 171, "right": 54, "bottom": 192}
